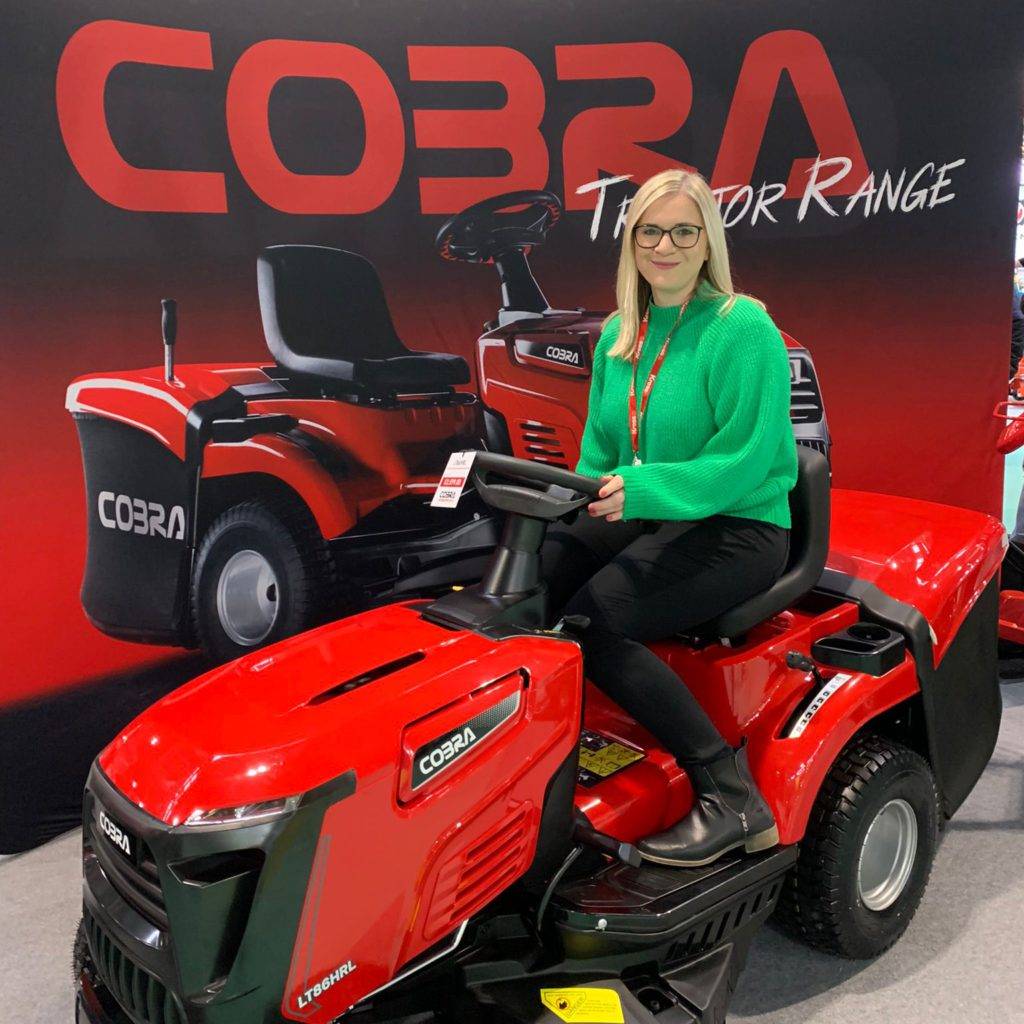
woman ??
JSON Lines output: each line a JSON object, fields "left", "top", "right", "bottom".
{"left": 541, "top": 168, "right": 798, "bottom": 867}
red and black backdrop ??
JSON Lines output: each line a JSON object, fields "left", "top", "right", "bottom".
{"left": 2, "top": 1, "right": 1021, "bottom": 851}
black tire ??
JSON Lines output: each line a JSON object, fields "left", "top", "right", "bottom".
{"left": 191, "top": 497, "right": 334, "bottom": 662}
{"left": 774, "top": 734, "right": 939, "bottom": 958}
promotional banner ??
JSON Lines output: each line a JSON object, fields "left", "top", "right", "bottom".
{"left": 2, "top": 1, "right": 1021, "bottom": 851}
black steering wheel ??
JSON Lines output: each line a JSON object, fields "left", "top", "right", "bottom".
{"left": 434, "top": 190, "right": 563, "bottom": 264}
{"left": 468, "top": 451, "right": 603, "bottom": 521}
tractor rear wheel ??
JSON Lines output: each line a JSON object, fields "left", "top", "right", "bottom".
{"left": 191, "top": 498, "right": 334, "bottom": 662}
{"left": 774, "top": 734, "right": 940, "bottom": 958}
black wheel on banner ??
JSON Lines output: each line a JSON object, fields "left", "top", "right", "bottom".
{"left": 191, "top": 497, "right": 334, "bottom": 663}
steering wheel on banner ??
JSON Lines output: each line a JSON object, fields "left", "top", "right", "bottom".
{"left": 434, "top": 190, "right": 563, "bottom": 265}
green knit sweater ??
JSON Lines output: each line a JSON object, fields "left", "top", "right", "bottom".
{"left": 576, "top": 283, "right": 798, "bottom": 528}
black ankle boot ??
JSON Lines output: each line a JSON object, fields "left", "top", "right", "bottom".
{"left": 636, "top": 743, "right": 779, "bottom": 868}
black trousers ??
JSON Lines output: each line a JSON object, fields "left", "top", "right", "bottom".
{"left": 540, "top": 511, "right": 790, "bottom": 764}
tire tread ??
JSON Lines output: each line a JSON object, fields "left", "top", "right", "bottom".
{"left": 774, "top": 733, "right": 938, "bottom": 958}
{"left": 191, "top": 495, "right": 335, "bottom": 660}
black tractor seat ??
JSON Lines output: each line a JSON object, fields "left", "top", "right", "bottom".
{"left": 257, "top": 245, "right": 470, "bottom": 397}
{"left": 694, "top": 445, "right": 831, "bottom": 642}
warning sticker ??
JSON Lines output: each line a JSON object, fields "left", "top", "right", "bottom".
{"left": 577, "top": 731, "right": 645, "bottom": 788}
{"left": 540, "top": 987, "right": 624, "bottom": 1023}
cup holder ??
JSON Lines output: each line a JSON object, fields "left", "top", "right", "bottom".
{"left": 811, "top": 622, "right": 905, "bottom": 676}
{"left": 846, "top": 623, "right": 892, "bottom": 643}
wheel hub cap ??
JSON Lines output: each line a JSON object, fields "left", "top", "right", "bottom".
{"left": 857, "top": 798, "right": 918, "bottom": 911}
{"left": 216, "top": 550, "right": 280, "bottom": 646}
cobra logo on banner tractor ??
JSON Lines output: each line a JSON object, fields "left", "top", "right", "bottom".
{"left": 412, "top": 691, "right": 522, "bottom": 789}
{"left": 545, "top": 344, "right": 580, "bottom": 365}
{"left": 97, "top": 491, "right": 185, "bottom": 540}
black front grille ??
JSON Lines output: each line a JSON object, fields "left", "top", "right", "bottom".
{"left": 85, "top": 912, "right": 185, "bottom": 1024}
{"left": 789, "top": 354, "right": 824, "bottom": 425}
{"left": 797, "top": 438, "right": 830, "bottom": 456}
{"left": 88, "top": 820, "right": 169, "bottom": 930}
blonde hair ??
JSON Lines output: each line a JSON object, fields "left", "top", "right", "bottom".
{"left": 604, "top": 169, "right": 765, "bottom": 359}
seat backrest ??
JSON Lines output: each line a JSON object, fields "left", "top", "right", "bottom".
{"left": 257, "top": 245, "right": 408, "bottom": 376}
{"left": 705, "top": 445, "right": 831, "bottom": 640}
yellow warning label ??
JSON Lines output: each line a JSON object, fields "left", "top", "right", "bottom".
{"left": 540, "top": 987, "right": 625, "bottom": 1023}
{"left": 578, "top": 741, "right": 644, "bottom": 779}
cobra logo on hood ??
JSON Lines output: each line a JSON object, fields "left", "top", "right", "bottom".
{"left": 411, "top": 691, "right": 521, "bottom": 790}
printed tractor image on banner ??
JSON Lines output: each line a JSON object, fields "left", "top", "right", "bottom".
{"left": 66, "top": 189, "right": 831, "bottom": 662}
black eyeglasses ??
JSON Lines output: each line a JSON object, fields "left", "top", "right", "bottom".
{"left": 633, "top": 223, "right": 704, "bottom": 250}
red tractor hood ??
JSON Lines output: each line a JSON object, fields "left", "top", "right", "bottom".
{"left": 99, "top": 603, "right": 578, "bottom": 825}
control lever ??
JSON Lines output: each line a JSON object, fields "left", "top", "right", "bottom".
{"left": 554, "top": 614, "right": 591, "bottom": 635}
{"left": 161, "top": 298, "right": 178, "bottom": 384}
{"left": 574, "top": 821, "right": 642, "bottom": 868}
{"left": 786, "top": 650, "right": 825, "bottom": 688}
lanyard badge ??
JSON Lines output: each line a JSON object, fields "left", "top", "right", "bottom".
{"left": 628, "top": 301, "right": 688, "bottom": 465}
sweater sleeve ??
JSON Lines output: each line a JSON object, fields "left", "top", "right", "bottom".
{"left": 611, "top": 302, "right": 793, "bottom": 521}
{"left": 574, "top": 317, "right": 620, "bottom": 479}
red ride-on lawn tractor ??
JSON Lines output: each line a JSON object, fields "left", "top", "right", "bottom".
{"left": 75, "top": 449, "right": 1003, "bottom": 1024}
{"left": 66, "top": 190, "right": 831, "bottom": 661}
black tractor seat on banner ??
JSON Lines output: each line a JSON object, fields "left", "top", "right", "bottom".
{"left": 689, "top": 445, "right": 831, "bottom": 643}
{"left": 257, "top": 244, "right": 471, "bottom": 398}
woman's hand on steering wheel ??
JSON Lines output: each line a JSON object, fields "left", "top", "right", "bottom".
{"left": 588, "top": 475, "right": 626, "bottom": 521}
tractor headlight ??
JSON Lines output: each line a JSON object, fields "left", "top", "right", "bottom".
{"left": 184, "top": 795, "right": 300, "bottom": 829}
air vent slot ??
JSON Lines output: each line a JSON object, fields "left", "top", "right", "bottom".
{"left": 169, "top": 848, "right": 264, "bottom": 886}
{"left": 516, "top": 421, "right": 571, "bottom": 468}
{"left": 308, "top": 651, "right": 425, "bottom": 705}
{"left": 788, "top": 355, "right": 824, "bottom": 425}
{"left": 797, "top": 438, "right": 830, "bottom": 456}
{"left": 663, "top": 878, "right": 781, "bottom": 968}
{"left": 424, "top": 804, "right": 534, "bottom": 939}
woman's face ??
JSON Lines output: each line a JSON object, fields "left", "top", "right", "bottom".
{"left": 633, "top": 191, "right": 709, "bottom": 300}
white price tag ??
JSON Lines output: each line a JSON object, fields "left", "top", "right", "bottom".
{"left": 431, "top": 451, "right": 477, "bottom": 508}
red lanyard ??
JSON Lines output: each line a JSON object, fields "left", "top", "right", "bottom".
{"left": 628, "top": 303, "right": 687, "bottom": 465}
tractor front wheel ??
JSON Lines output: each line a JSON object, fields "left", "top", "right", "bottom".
{"left": 191, "top": 498, "right": 334, "bottom": 662}
{"left": 774, "top": 734, "right": 940, "bottom": 958}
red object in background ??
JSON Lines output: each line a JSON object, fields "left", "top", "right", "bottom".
{"left": 993, "top": 400, "right": 1024, "bottom": 454}
{"left": 998, "top": 589, "right": 1024, "bottom": 644}
{"left": 990, "top": 400, "right": 1024, "bottom": 646}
